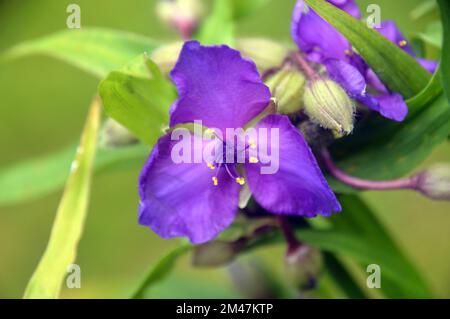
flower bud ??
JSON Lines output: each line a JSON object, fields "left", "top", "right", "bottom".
{"left": 100, "top": 118, "right": 138, "bottom": 148}
{"left": 303, "top": 79, "right": 355, "bottom": 137}
{"left": 235, "top": 38, "right": 289, "bottom": 73}
{"left": 285, "top": 245, "right": 323, "bottom": 291}
{"left": 151, "top": 41, "right": 183, "bottom": 75}
{"left": 416, "top": 164, "right": 450, "bottom": 200}
{"left": 192, "top": 241, "right": 241, "bottom": 267}
{"left": 265, "top": 64, "right": 306, "bottom": 114}
{"left": 156, "top": 0, "right": 203, "bottom": 36}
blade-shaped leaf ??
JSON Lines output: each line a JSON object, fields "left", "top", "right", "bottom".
{"left": 132, "top": 244, "right": 192, "bottom": 299}
{"left": 326, "top": 195, "right": 433, "bottom": 298}
{"left": 417, "top": 21, "right": 443, "bottom": 48}
{"left": 99, "top": 56, "right": 176, "bottom": 145}
{"left": 0, "top": 143, "right": 149, "bottom": 206}
{"left": 3, "top": 28, "right": 157, "bottom": 78}
{"left": 438, "top": 0, "right": 450, "bottom": 103}
{"left": 23, "top": 98, "right": 101, "bottom": 299}
{"left": 304, "top": 0, "right": 431, "bottom": 98}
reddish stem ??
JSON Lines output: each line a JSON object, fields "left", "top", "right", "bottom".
{"left": 321, "top": 149, "right": 419, "bottom": 191}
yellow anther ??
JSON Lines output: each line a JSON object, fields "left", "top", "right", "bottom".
{"left": 212, "top": 176, "right": 218, "bottom": 186}
{"left": 235, "top": 177, "right": 245, "bottom": 185}
{"left": 399, "top": 40, "right": 407, "bottom": 47}
{"left": 205, "top": 128, "right": 215, "bottom": 135}
{"left": 249, "top": 156, "right": 259, "bottom": 164}
{"left": 207, "top": 163, "right": 216, "bottom": 170}
{"left": 248, "top": 139, "right": 256, "bottom": 149}
{"left": 344, "top": 49, "right": 352, "bottom": 56}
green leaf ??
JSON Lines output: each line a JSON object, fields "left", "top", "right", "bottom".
{"left": 3, "top": 28, "right": 156, "bottom": 78}
{"left": 23, "top": 98, "right": 101, "bottom": 299}
{"left": 99, "top": 56, "right": 176, "bottom": 145}
{"left": 417, "top": 21, "right": 443, "bottom": 48}
{"left": 330, "top": 92, "right": 450, "bottom": 190}
{"left": 304, "top": 0, "right": 431, "bottom": 98}
{"left": 195, "top": 0, "right": 234, "bottom": 46}
{"left": 438, "top": 0, "right": 450, "bottom": 103}
{"left": 0, "top": 143, "right": 149, "bottom": 207}
{"left": 131, "top": 244, "right": 192, "bottom": 299}
{"left": 410, "top": 0, "right": 438, "bottom": 20}
{"left": 325, "top": 195, "right": 433, "bottom": 298}
{"left": 231, "top": 0, "right": 269, "bottom": 20}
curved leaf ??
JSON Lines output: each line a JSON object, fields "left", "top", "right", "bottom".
{"left": 3, "top": 28, "right": 157, "bottom": 78}
{"left": 132, "top": 244, "right": 192, "bottom": 299}
{"left": 438, "top": 0, "right": 450, "bottom": 103}
{"left": 23, "top": 98, "right": 101, "bottom": 299}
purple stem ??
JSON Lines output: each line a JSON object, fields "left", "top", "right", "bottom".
{"left": 321, "top": 149, "right": 419, "bottom": 191}
{"left": 278, "top": 216, "right": 301, "bottom": 254}
{"left": 291, "top": 51, "right": 319, "bottom": 80}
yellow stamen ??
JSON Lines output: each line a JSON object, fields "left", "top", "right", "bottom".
{"left": 249, "top": 156, "right": 259, "bottom": 164}
{"left": 399, "top": 40, "right": 407, "bottom": 47}
{"left": 248, "top": 138, "right": 256, "bottom": 149}
{"left": 212, "top": 176, "right": 218, "bottom": 186}
{"left": 207, "top": 163, "right": 216, "bottom": 170}
{"left": 235, "top": 177, "right": 245, "bottom": 185}
{"left": 205, "top": 128, "right": 215, "bottom": 135}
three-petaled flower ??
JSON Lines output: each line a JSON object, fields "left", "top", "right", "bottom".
{"left": 139, "top": 41, "right": 341, "bottom": 244}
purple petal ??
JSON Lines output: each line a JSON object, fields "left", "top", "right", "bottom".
{"left": 325, "top": 59, "right": 366, "bottom": 96}
{"left": 139, "top": 132, "right": 240, "bottom": 244}
{"left": 417, "top": 58, "right": 438, "bottom": 74}
{"left": 375, "top": 93, "right": 408, "bottom": 122}
{"left": 329, "top": 0, "right": 361, "bottom": 18}
{"left": 169, "top": 41, "right": 271, "bottom": 134}
{"left": 291, "top": 1, "right": 351, "bottom": 61}
{"left": 244, "top": 114, "right": 341, "bottom": 217}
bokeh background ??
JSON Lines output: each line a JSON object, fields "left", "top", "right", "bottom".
{"left": 0, "top": 0, "right": 448, "bottom": 298}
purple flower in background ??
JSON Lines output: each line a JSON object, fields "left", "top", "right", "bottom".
{"left": 291, "top": 0, "right": 437, "bottom": 122}
{"left": 139, "top": 41, "right": 341, "bottom": 244}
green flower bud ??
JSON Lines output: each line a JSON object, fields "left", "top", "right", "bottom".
{"left": 100, "top": 118, "right": 138, "bottom": 148}
{"left": 151, "top": 41, "right": 183, "bottom": 75}
{"left": 303, "top": 79, "right": 355, "bottom": 137}
{"left": 285, "top": 245, "right": 323, "bottom": 291}
{"left": 235, "top": 38, "right": 289, "bottom": 73}
{"left": 265, "top": 64, "right": 306, "bottom": 114}
{"left": 192, "top": 241, "right": 241, "bottom": 267}
{"left": 416, "top": 164, "right": 450, "bottom": 200}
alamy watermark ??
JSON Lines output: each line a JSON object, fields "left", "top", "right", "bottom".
{"left": 170, "top": 121, "right": 280, "bottom": 175}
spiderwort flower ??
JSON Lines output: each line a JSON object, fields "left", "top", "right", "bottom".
{"left": 290, "top": 0, "right": 437, "bottom": 122}
{"left": 139, "top": 41, "right": 341, "bottom": 244}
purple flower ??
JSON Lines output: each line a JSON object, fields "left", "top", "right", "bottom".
{"left": 291, "top": 0, "right": 437, "bottom": 122}
{"left": 139, "top": 41, "right": 341, "bottom": 244}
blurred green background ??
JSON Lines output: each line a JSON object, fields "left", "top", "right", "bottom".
{"left": 0, "top": 0, "right": 448, "bottom": 298}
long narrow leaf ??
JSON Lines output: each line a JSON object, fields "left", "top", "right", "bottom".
{"left": 3, "top": 28, "right": 156, "bottom": 78}
{"left": 23, "top": 98, "right": 101, "bottom": 298}
{"left": 438, "top": 0, "right": 450, "bottom": 102}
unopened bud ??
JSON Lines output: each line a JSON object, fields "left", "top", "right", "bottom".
{"left": 285, "top": 245, "right": 323, "bottom": 291}
{"left": 235, "top": 38, "right": 289, "bottom": 73}
{"left": 416, "top": 164, "right": 450, "bottom": 200}
{"left": 192, "top": 240, "right": 242, "bottom": 267}
{"left": 100, "top": 118, "right": 138, "bottom": 148}
{"left": 303, "top": 79, "right": 355, "bottom": 137}
{"left": 265, "top": 64, "right": 306, "bottom": 114}
{"left": 151, "top": 41, "right": 183, "bottom": 74}
{"left": 156, "top": 0, "right": 203, "bottom": 37}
